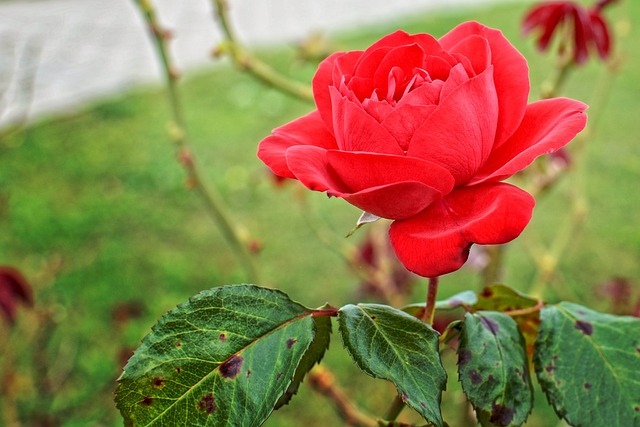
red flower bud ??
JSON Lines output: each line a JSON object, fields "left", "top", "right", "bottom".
{"left": 522, "top": 1, "right": 616, "bottom": 64}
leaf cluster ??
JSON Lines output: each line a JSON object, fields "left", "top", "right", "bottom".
{"left": 116, "top": 284, "right": 640, "bottom": 427}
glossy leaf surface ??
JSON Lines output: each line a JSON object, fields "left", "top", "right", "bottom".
{"left": 458, "top": 311, "right": 533, "bottom": 426}
{"left": 116, "top": 285, "right": 316, "bottom": 427}
{"left": 534, "top": 302, "right": 640, "bottom": 427}
{"left": 338, "top": 303, "right": 447, "bottom": 426}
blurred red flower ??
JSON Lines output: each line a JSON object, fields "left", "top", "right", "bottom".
{"left": 0, "top": 266, "right": 33, "bottom": 325}
{"left": 522, "top": 0, "right": 617, "bottom": 64}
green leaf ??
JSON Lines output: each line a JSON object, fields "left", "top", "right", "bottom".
{"left": 115, "top": 285, "right": 316, "bottom": 427}
{"left": 274, "top": 305, "right": 332, "bottom": 408}
{"left": 474, "top": 284, "right": 541, "bottom": 356}
{"left": 474, "top": 284, "right": 538, "bottom": 312}
{"left": 457, "top": 311, "right": 533, "bottom": 426}
{"left": 338, "top": 303, "right": 447, "bottom": 427}
{"left": 403, "top": 290, "right": 478, "bottom": 317}
{"left": 534, "top": 302, "right": 640, "bottom": 427}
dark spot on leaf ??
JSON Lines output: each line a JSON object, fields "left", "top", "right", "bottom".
{"left": 197, "top": 393, "right": 216, "bottom": 414}
{"left": 584, "top": 382, "right": 592, "bottom": 390}
{"left": 546, "top": 364, "right": 556, "bottom": 373}
{"left": 552, "top": 355, "right": 559, "bottom": 360}
{"left": 575, "top": 320, "right": 593, "bottom": 335}
{"left": 286, "top": 338, "right": 297, "bottom": 349}
{"left": 276, "top": 372, "right": 283, "bottom": 381}
{"left": 577, "top": 310, "right": 587, "bottom": 316}
{"left": 458, "top": 349, "right": 472, "bottom": 366}
{"left": 219, "top": 355, "right": 243, "bottom": 379}
{"left": 634, "top": 405, "right": 639, "bottom": 412}
{"left": 479, "top": 316, "right": 500, "bottom": 335}
{"left": 636, "top": 347, "right": 640, "bottom": 354}
{"left": 401, "top": 392, "right": 408, "bottom": 402}
{"left": 219, "top": 333, "right": 226, "bottom": 342}
{"left": 482, "top": 288, "right": 493, "bottom": 297}
{"left": 420, "top": 402, "right": 427, "bottom": 408}
{"left": 370, "top": 316, "right": 377, "bottom": 320}
{"left": 488, "top": 375, "right": 495, "bottom": 382}
{"left": 152, "top": 377, "right": 164, "bottom": 388}
{"left": 246, "top": 370, "right": 252, "bottom": 378}
{"left": 490, "top": 402, "right": 515, "bottom": 426}
{"left": 140, "top": 396, "right": 153, "bottom": 406}
{"left": 469, "top": 369, "right": 482, "bottom": 384}
{"left": 176, "top": 367, "right": 181, "bottom": 374}
{"left": 175, "top": 341, "right": 181, "bottom": 347}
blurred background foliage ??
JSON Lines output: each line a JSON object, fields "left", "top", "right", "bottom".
{"left": 0, "top": 0, "right": 638, "bottom": 425}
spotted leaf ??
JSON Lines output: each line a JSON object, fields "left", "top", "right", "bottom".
{"left": 115, "top": 285, "right": 316, "bottom": 426}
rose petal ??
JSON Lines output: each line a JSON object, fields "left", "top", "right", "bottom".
{"left": 364, "top": 30, "right": 443, "bottom": 56}
{"left": 313, "top": 50, "right": 362, "bottom": 133}
{"left": 589, "top": 12, "right": 611, "bottom": 59}
{"left": 440, "top": 21, "right": 529, "bottom": 148}
{"left": 447, "top": 34, "right": 491, "bottom": 76}
{"left": 287, "top": 148, "right": 455, "bottom": 219}
{"left": 439, "top": 63, "right": 470, "bottom": 100}
{"left": 381, "top": 104, "right": 437, "bottom": 151}
{"left": 424, "top": 55, "right": 454, "bottom": 81}
{"left": 408, "top": 66, "right": 498, "bottom": 185}
{"left": 354, "top": 46, "right": 393, "bottom": 78}
{"left": 470, "top": 97, "right": 588, "bottom": 185}
{"left": 257, "top": 111, "right": 337, "bottom": 179}
{"left": 397, "top": 79, "right": 443, "bottom": 107}
{"left": 330, "top": 87, "right": 404, "bottom": 155}
{"left": 326, "top": 151, "right": 454, "bottom": 195}
{"left": 389, "top": 183, "right": 535, "bottom": 277}
{"left": 343, "top": 182, "right": 444, "bottom": 220}
{"left": 373, "top": 44, "right": 426, "bottom": 101}
{"left": 286, "top": 145, "right": 347, "bottom": 193}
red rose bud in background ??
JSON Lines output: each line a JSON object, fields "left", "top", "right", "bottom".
{"left": 522, "top": 0, "right": 617, "bottom": 64}
{"left": 0, "top": 266, "right": 34, "bottom": 325}
{"left": 258, "top": 22, "right": 587, "bottom": 278}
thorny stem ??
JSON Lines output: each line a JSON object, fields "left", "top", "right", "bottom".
{"left": 211, "top": 0, "right": 314, "bottom": 102}
{"left": 308, "top": 366, "right": 378, "bottom": 427}
{"left": 527, "top": 43, "right": 623, "bottom": 299}
{"left": 484, "top": 53, "right": 576, "bottom": 294}
{"left": 133, "top": 0, "right": 259, "bottom": 283}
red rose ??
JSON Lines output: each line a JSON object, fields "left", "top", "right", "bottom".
{"left": 258, "top": 22, "right": 587, "bottom": 277}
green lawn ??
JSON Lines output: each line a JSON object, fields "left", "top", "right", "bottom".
{"left": 1, "top": 0, "right": 638, "bottom": 425}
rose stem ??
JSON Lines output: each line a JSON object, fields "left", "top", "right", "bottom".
{"left": 211, "top": 0, "right": 314, "bottom": 102}
{"left": 132, "top": 0, "right": 259, "bottom": 283}
{"left": 307, "top": 366, "right": 378, "bottom": 427}
{"left": 423, "top": 276, "right": 439, "bottom": 324}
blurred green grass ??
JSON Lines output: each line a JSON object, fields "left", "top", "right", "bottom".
{"left": 1, "top": 0, "right": 638, "bottom": 425}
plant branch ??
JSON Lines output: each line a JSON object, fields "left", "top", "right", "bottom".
{"left": 133, "top": 0, "right": 259, "bottom": 282}
{"left": 503, "top": 298, "right": 545, "bottom": 317}
{"left": 307, "top": 366, "right": 378, "bottom": 427}
{"left": 481, "top": 245, "right": 505, "bottom": 287}
{"left": 210, "top": 0, "right": 314, "bottom": 102}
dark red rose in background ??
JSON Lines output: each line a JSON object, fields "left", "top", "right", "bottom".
{"left": 522, "top": 0, "right": 617, "bottom": 64}
{"left": 258, "top": 22, "right": 587, "bottom": 278}
{"left": 0, "top": 266, "right": 33, "bottom": 325}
